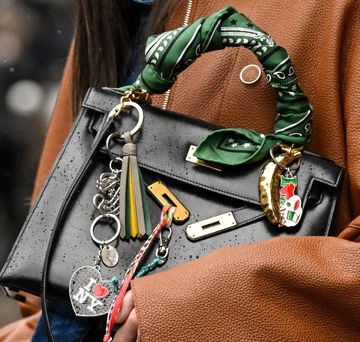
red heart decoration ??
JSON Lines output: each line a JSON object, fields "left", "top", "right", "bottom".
{"left": 94, "top": 283, "right": 109, "bottom": 298}
{"left": 280, "top": 183, "right": 295, "bottom": 200}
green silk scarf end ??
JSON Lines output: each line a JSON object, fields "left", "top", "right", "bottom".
{"left": 194, "top": 128, "right": 311, "bottom": 166}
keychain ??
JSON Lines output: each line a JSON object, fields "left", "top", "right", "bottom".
{"left": 93, "top": 159, "right": 122, "bottom": 216}
{"left": 69, "top": 90, "right": 151, "bottom": 317}
{"left": 259, "top": 144, "right": 303, "bottom": 228}
{"left": 103, "top": 205, "right": 176, "bottom": 342}
{"left": 278, "top": 162, "right": 303, "bottom": 227}
{"left": 105, "top": 100, "right": 152, "bottom": 240}
{"left": 134, "top": 225, "right": 173, "bottom": 278}
{"left": 69, "top": 214, "right": 121, "bottom": 317}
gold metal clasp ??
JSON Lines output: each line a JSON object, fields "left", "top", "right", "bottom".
{"left": 109, "top": 89, "right": 151, "bottom": 121}
{"left": 186, "top": 212, "right": 237, "bottom": 241}
{"left": 121, "top": 89, "right": 151, "bottom": 109}
{"left": 147, "top": 181, "right": 190, "bottom": 223}
{"left": 186, "top": 145, "right": 222, "bottom": 172}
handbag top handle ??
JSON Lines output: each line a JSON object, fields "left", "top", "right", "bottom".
{"left": 112, "top": 6, "right": 313, "bottom": 166}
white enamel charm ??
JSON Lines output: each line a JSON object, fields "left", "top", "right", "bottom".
{"left": 69, "top": 266, "right": 116, "bottom": 317}
{"left": 278, "top": 175, "right": 303, "bottom": 227}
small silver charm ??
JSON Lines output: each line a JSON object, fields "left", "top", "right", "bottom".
{"left": 93, "top": 159, "right": 122, "bottom": 215}
{"left": 101, "top": 245, "right": 119, "bottom": 267}
{"left": 69, "top": 266, "right": 116, "bottom": 317}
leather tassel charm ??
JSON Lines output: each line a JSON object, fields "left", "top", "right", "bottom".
{"left": 119, "top": 131, "right": 151, "bottom": 239}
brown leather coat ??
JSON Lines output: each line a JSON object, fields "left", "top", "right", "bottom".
{"left": 31, "top": 0, "right": 360, "bottom": 341}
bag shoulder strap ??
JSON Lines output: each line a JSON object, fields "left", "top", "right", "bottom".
{"left": 41, "top": 112, "right": 113, "bottom": 341}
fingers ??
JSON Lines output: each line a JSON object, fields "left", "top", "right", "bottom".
{"left": 113, "top": 290, "right": 140, "bottom": 342}
{"left": 113, "top": 308, "right": 139, "bottom": 342}
{"left": 116, "top": 290, "right": 135, "bottom": 323}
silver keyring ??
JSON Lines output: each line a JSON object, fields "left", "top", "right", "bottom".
{"left": 109, "top": 158, "right": 122, "bottom": 173}
{"left": 107, "top": 101, "right": 144, "bottom": 138}
{"left": 90, "top": 214, "right": 121, "bottom": 245}
{"left": 105, "top": 132, "right": 123, "bottom": 161}
{"left": 121, "top": 101, "right": 144, "bottom": 138}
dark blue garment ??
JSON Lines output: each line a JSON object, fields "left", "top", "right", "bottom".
{"left": 31, "top": 301, "right": 92, "bottom": 342}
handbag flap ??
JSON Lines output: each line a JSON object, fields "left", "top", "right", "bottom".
{"left": 82, "top": 88, "right": 343, "bottom": 207}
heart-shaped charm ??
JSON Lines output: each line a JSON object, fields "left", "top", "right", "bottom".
{"left": 94, "top": 283, "right": 109, "bottom": 298}
{"left": 69, "top": 266, "right": 116, "bottom": 317}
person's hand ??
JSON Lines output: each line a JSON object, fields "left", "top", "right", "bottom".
{"left": 113, "top": 290, "right": 140, "bottom": 342}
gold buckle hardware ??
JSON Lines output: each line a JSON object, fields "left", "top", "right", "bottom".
{"left": 186, "top": 212, "right": 237, "bottom": 241}
{"left": 186, "top": 145, "right": 222, "bottom": 172}
{"left": 109, "top": 89, "right": 151, "bottom": 120}
{"left": 121, "top": 89, "right": 151, "bottom": 108}
{"left": 147, "top": 181, "right": 190, "bottom": 223}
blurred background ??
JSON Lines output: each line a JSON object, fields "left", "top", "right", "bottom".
{"left": 0, "top": 0, "right": 72, "bottom": 326}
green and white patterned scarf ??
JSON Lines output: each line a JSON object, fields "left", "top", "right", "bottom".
{"left": 112, "top": 6, "right": 312, "bottom": 166}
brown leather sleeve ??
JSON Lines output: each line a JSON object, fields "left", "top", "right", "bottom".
{"left": 31, "top": 40, "right": 75, "bottom": 202}
{"left": 12, "top": 1, "right": 360, "bottom": 340}
{"left": 132, "top": 236, "right": 360, "bottom": 341}
{"left": 341, "top": 0, "right": 360, "bottom": 234}
{"left": 131, "top": 1, "right": 360, "bottom": 341}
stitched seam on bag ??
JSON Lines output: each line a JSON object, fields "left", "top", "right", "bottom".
{"left": 0, "top": 108, "right": 87, "bottom": 280}
{"left": 232, "top": 205, "right": 264, "bottom": 216}
{"left": 230, "top": 206, "right": 265, "bottom": 226}
{"left": 83, "top": 89, "right": 117, "bottom": 113}
{"left": 233, "top": 205, "right": 250, "bottom": 213}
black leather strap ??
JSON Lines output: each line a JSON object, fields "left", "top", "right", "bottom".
{"left": 41, "top": 112, "right": 113, "bottom": 341}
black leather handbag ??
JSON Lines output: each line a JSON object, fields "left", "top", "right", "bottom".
{"left": 0, "top": 86, "right": 344, "bottom": 305}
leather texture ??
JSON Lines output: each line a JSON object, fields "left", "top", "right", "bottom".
{"left": 153, "top": 0, "right": 360, "bottom": 238}
{"left": 132, "top": 236, "right": 360, "bottom": 341}
{"left": 0, "top": 87, "right": 343, "bottom": 304}
{"left": 133, "top": 1, "right": 360, "bottom": 341}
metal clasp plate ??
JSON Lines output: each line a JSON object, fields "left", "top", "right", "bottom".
{"left": 186, "top": 145, "right": 222, "bottom": 172}
{"left": 147, "top": 181, "right": 190, "bottom": 223}
{"left": 186, "top": 212, "right": 237, "bottom": 241}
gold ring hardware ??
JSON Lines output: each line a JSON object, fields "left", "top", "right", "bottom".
{"left": 108, "top": 89, "right": 151, "bottom": 120}
{"left": 269, "top": 144, "right": 304, "bottom": 170}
